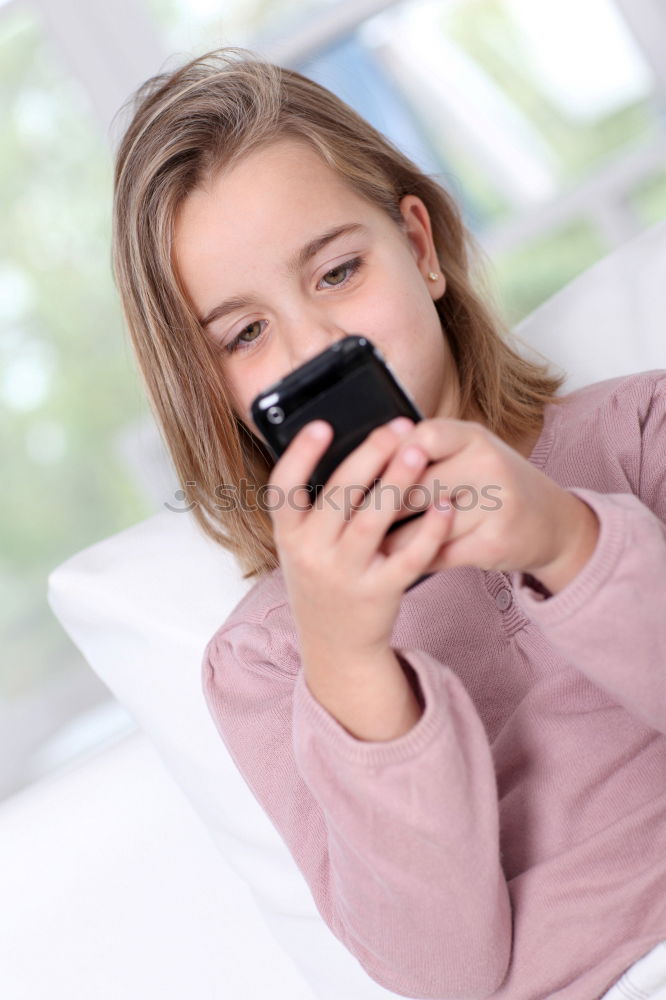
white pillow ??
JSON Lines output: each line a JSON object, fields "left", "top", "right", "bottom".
{"left": 510, "top": 218, "right": 666, "bottom": 392}
{"left": 47, "top": 218, "right": 666, "bottom": 1000}
{"left": 0, "top": 730, "right": 318, "bottom": 1000}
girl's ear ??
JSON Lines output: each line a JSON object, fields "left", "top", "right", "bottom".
{"left": 398, "top": 194, "right": 446, "bottom": 298}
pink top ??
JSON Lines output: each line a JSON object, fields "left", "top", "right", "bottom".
{"left": 202, "top": 370, "right": 666, "bottom": 1000}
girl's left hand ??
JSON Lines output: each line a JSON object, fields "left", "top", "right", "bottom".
{"left": 378, "top": 417, "right": 599, "bottom": 586}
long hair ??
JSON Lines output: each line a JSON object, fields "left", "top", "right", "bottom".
{"left": 112, "top": 46, "right": 566, "bottom": 580}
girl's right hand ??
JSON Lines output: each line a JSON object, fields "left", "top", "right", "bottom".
{"left": 265, "top": 416, "right": 454, "bottom": 672}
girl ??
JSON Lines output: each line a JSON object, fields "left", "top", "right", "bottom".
{"left": 112, "top": 47, "right": 666, "bottom": 1000}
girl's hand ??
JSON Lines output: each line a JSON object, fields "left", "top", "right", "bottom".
{"left": 379, "top": 418, "right": 600, "bottom": 592}
{"left": 265, "top": 417, "right": 455, "bottom": 667}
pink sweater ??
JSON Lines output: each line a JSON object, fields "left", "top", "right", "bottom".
{"left": 202, "top": 370, "right": 666, "bottom": 1000}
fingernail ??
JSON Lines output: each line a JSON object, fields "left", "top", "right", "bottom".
{"left": 307, "top": 421, "right": 331, "bottom": 439}
{"left": 401, "top": 446, "right": 425, "bottom": 467}
{"left": 388, "top": 417, "right": 413, "bottom": 434}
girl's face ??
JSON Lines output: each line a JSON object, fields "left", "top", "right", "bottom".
{"left": 173, "top": 138, "right": 461, "bottom": 436}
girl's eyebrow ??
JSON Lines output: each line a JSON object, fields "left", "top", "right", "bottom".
{"left": 199, "top": 222, "right": 368, "bottom": 329}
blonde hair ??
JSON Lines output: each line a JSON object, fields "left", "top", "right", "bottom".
{"left": 112, "top": 46, "right": 566, "bottom": 580}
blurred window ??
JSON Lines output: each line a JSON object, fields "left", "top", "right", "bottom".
{"left": 144, "top": 0, "right": 337, "bottom": 51}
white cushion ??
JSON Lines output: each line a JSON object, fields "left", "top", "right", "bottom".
{"left": 0, "top": 730, "right": 317, "bottom": 1000}
{"left": 47, "top": 219, "right": 666, "bottom": 999}
{"left": 511, "top": 218, "right": 666, "bottom": 392}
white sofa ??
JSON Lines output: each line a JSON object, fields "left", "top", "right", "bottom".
{"left": 0, "top": 730, "right": 318, "bottom": 1000}
{"left": 2, "top": 221, "right": 665, "bottom": 1000}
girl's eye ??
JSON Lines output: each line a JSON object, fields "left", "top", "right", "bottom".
{"left": 224, "top": 320, "right": 265, "bottom": 355}
{"left": 320, "top": 256, "right": 363, "bottom": 288}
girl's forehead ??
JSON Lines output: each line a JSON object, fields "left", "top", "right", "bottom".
{"left": 178, "top": 139, "right": 391, "bottom": 253}
{"left": 206, "top": 137, "right": 371, "bottom": 210}
{"left": 223, "top": 136, "right": 334, "bottom": 176}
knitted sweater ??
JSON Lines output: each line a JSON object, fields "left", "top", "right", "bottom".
{"left": 202, "top": 370, "right": 666, "bottom": 1000}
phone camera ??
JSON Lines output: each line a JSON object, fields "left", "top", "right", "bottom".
{"left": 266, "top": 405, "right": 285, "bottom": 424}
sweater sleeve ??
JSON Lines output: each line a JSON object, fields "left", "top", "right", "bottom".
{"left": 510, "top": 373, "right": 666, "bottom": 735}
{"left": 202, "top": 626, "right": 512, "bottom": 1000}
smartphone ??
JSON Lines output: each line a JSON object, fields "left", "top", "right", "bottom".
{"left": 251, "top": 335, "right": 435, "bottom": 589}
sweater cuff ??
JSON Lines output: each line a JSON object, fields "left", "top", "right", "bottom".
{"left": 509, "top": 486, "right": 627, "bottom": 626}
{"left": 292, "top": 649, "right": 447, "bottom": 766}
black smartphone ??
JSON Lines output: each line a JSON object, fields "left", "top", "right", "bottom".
{"left": 251, "top": 335, "right": 435, "bottom": 589}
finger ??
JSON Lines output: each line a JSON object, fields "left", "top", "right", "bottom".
{"left": 404, "top": 417, "right": 482, "bottom": 466}
{"left": 379, "top": 485, "right": 455, "bottom": 558}
{"left": 417, "top": 518, "right": 487, "bottom": 573}
{"left": 380, "top": 506, "right": 439, "bottom": 557}
{"left": 339, "top": 442, "right": 432, "bottom": 563}
{"left": 366, "top": 417, "right": 479, "bottom": 532}
{"left": 267, "top": 420, "right": 334, "bottom": 534}
{"left": 380, "top": 485, "right": 486, "bottom": 558}
{"left": 390, "top": 481, "right": 433, "bottom": 523}
{"left": 380, "top": 500, "right": 457, "bottom": 589}
{"left": 305, "top": 417, "right": 416, "bottom": 543}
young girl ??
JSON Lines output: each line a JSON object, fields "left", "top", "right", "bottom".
{"left": 112, "top": 47, "right": 666, "bottom": 1000}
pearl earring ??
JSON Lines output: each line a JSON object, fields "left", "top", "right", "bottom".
{"left": 428, "top": 271, "right": 439, "bottom": 281}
